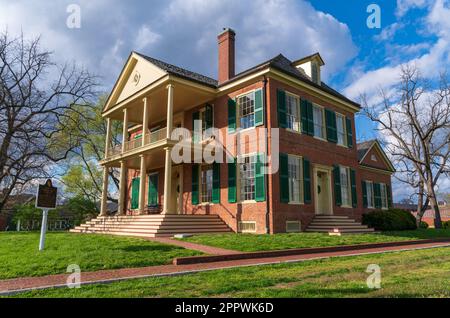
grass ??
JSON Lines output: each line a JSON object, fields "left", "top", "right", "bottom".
{"left": 11, "top": 247, "right": 450, "bottom": 298}
{"left": 178, "top": 229, "right": 450, "bottom": 252}
{"left": 0, "top": 232, "right": 201, "bottom": 280}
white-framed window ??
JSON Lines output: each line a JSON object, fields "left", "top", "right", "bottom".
{"left": 336, "top": 113, "right": 346, "bottom": 146}
{"left": 340, "top": 166, "right": 351, "bottom": 207}
{"left": 237, "top": 91, "right": 255, "bottom": 130}
{"left": 366, "top": 181, "right": 374, "bottom": 208}
{"left": 286, "top": 93, "right": 300, "bottom": 132}
{"left": 313, "top": 105, "right": 325, "bottom": 139}
{"left": 201, "top": 165, "right": 213, "bottom": 203}
{"left": 288, "top": 155, "right": 303, "bottom": 203}
{"left": 380, "top": 183, "right": 388, "bottom": 209}
{"left": 239, "top": 155, "right": 256, "bottom": 201}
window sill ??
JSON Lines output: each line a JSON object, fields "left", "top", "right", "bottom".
{"left": 337, "top": 143, "right": 348, "bottom": 149}
{"left": 313, "top": 136, "right": 327, "bottom": 142}
{"left": 340, "top": 205, "right": 353, "bottom": 209}
{"left": 240, "top": 200, "right": 257, "bottom": 204}
{"left": 199, "top": 202, "right": 215, "bottom": 206}
{"left": 285, "top": 128, "right": 302, "bottom": 135}
{"left": 288, "top": 201, "right": 304, "bottom": 205}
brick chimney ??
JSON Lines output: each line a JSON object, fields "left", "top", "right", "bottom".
{"left": 218, "top": 28, "right": 236, "bottom": 84}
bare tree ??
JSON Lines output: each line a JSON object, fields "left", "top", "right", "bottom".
{"left": 362, "top": 64, "right": 450, "bottom": 228}
{"left": 0, "top": 31, "right": 97, "bottom": 210}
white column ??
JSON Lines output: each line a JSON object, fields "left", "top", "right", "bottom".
{"left": 162, "top": 84, "right": 174, "bottom": 214}
{"left": 142, "top": 97, "right": 149, "bottom": 146}
{"left": 122, "top": 108, "right": 129, "bottom": 153}
{"left": 117, "top": 160, "right": 127, "bottom": 215}
{"left": 162, "top": 147, "right": 172, "bottom": 214}
{"left": 100, "top": 166, "right": 109, "bottom": 216}
{"left": 139, "top": 155, "right": 147, "bottom": 214}
{"left": 104, "top": 118, "right": 112, "bottom": 158}
{"left": 166, "top": 84, "right": 174, "bottom": 139}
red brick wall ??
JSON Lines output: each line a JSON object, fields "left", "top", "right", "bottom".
{"left": 123, "top": 77, "right": 392, "bottom": 233}
{"left": 361, "top": 146, "right": 391, "bottom": 171}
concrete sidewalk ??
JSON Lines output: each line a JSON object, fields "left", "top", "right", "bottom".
{"left": 1, "top": 240, "right": 449, "bottom": 295}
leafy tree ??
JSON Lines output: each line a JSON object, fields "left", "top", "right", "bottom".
{"left": 0, "top": 30, "right": 97, "bottom": 210}
{"left": 57, "top": 196, "right": 98, "bottom": 226}
{"left": 59, "top": 95, "right": 121, "bottom": 203}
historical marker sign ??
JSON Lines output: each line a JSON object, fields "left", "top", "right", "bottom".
{"left": 36, "top": 179, "right": 57, "bottom": 251}
{"left": 36, "top": 179, "right": 57, "bottom": 209}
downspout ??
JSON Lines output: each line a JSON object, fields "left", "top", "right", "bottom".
{"left": 263, "top": 76, "right": 270, "bottom": 234}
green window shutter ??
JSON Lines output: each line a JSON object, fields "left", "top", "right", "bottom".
{"left": 212, "top": 163, "right": 220, "bottom": 204}
{"left": 131, "top": 177, "right": 140, "bottom": 210}
{"left": 306, "top": 101, "right": 314, "bottom": 136}
{"left": 333, "top": 165, "right": 342, "bottom": 206}
{"left": 192, "top": 111, "right": 200, "bottom": 143}
{"left": 325, "top": 109, "right": 337, "bottom": 143}
{"left": 277, "top": 89, "right": 287, "bottom": 128}
{"left": 191, "top": 164, "right": 199, "bottom": 205}
{"left": 303, "top": 157, "right": 312, "bottom": 204}
{"left": 205, "top": 104, "right": 213, "bottom": 129}
{"left": 362, "top": 181, "right": 368, "bottom": 208}
{"left": 374, "top": 183, "right": 381, "bottom": 209}
{"left": 300, "top": 98, "right": 308, "bottom": 134}
{"left": 279, "top": 153, "right": 289, "bottom": 203}
{"left": 386, "top": 184, "right": 392, "bottom": 208}
{"left": 228, "top": 158, "right": 237, "bottom": 203}
{"left": 254, "top": 89, "right": 264, "bottom": 127}
{"left": 148, "top": 174, "right": 158, "bottom": 207}
{"left": 228, "top": 98, "right": 236, "bottom": 133}
{"left": 346, "top": 117, "right": 353, "bottom": 148}
{"left": 255, "top": 153, "right": 266, "bottom": 202}
{"left": 350, "top": 169, "right": 357, "bottom": 208}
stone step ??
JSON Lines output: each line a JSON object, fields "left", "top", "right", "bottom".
{"left": 80, "top": 224, "right": 230, "bottom": 233}
{"left": 305, "top": 228, "right": 375, "bottom": 233}
{"left": 309, "top": 220, "right": 357, "bottom": 225}
{"left": 314, "top": 215, "right": 350, "bottom": 219}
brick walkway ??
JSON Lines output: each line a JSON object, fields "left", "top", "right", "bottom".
{"left": 1, "top": 240, "right": 449, "bottom": 295}
{"left": 145, "top": 237, "right": 240, "bottom": 255}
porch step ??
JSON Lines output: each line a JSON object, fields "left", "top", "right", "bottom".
{"left": 70, "top": 214, "right": 232, "bottom": 238}
{"left": 305, "top": 215, "right": 375, "bottom": 233}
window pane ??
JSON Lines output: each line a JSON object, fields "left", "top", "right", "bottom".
{"left": 286, "top": 95, "right": 300, "bottom": 131}
{"left": 313, "top": 106, "right": 324, "bottom": 138}
{"left": 340, "top": 167, "right": 350, "bottom": 206}
{"left": 367, "top": 182, "right": 373, "bottom": 208}
{"left": 336, "top": 114, "right": 346, "bottom": 145}
{"left": 238, "top": 92, "right": 255, "bottom": 129}
{"left": 380, "top": 184, "right": 387, "bottom": 208}
{"left": 240, "top": 156, "right": 255, "bottom": 201}
{"left": 201, "top": 165, "right": 213, "bottom": 203}
{"left": 288, "top": 156, "right": 302, "bottom": 202}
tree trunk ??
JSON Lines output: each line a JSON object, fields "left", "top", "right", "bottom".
{"left": 427, "top": 180, "right": 442, "bottom": 228}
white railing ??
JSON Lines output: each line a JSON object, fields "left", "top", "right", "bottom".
{"left": 105, "top": 127, "right": 212, "bottom": 160}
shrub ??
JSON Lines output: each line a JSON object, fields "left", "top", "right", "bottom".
{"left": 362, "top": 209, "right": 417, "bottom": 231}
{"left": 443, "top": 221, "right": 450, "bottom": 229}
{"left": 419, "top": 221, "right": 429, "bottom": 229}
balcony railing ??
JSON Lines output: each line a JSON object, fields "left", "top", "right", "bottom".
{"left": 105, "top": 127, "right": 204, "bottom": 159}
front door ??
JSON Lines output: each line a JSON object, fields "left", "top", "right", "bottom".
{"left": 169, "top": 166, "right": 182, "bottom": 214}
{"left": 315, "top": 169, "right": 332, "bottom": 215}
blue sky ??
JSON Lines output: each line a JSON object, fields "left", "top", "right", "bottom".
{"left": 1, "top": 0, "right": 449, "bottom": 199}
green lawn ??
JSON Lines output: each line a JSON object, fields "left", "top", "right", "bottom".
{"left": 12, "top": 247, "right": 450, "bottom": 298}
{"left": 178, "top": 229, "right": 450, "bottom": 252}
{"left": 0, "top": 232, "right": 201, "bottom": 280}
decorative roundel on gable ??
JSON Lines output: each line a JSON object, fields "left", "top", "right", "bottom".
{"left": 132, "top": 71, "right": 141, "bottom": 86}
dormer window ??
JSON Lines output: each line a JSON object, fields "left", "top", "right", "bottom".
{"left": 292, "top": 53, "right": 324, "bottom": 85}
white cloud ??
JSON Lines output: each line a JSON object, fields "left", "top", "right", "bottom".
{"left": 134, "top": 25, "right": 161, "bottom": 51}
{"left": 373, "top": 22, "right": 404, "bottom": 42}
{"left": 396, "top": 0, "right": 429, "bottom": 17}
{"left": 344, "top": 0, "right": 450, "bottom": 101}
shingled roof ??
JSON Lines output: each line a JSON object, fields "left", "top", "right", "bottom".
{"left": 134, "top": 52, "right": 359, "bottom": 108}
{"left": 134, "top": 52, "right": 218, "bottom": 88}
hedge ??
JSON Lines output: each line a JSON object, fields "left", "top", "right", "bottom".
{"left": 362, "top": 209, "right": 417, "bottom": 231}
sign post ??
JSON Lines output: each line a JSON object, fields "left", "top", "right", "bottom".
{"left": 36, "top": 179, "right": 57, "bottom": 251}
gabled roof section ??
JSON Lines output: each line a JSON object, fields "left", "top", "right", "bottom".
{"left": 134, "top": 52, "right": 218, "bottom": 88}
{"left": 291, "top": 52, "right": 325, "bottom": 67}
{"left": 357, "top": 139, "right": 396, "bottom": 172}
{"left": 103, "top": 52, "right": 218, "bottom": 112}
